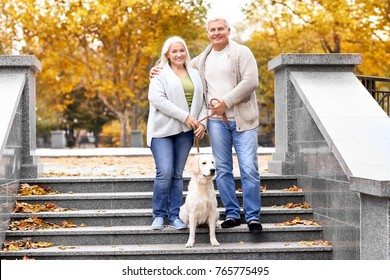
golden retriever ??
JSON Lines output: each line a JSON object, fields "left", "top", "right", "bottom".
{"left": 179, "top": 154, "right": 220, "bottom": 247}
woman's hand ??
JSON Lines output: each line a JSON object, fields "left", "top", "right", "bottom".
{"left": 194, "top": 124, "right": 205, "bottom": 139}
{"left": 185, "top": 115, "right": 198, "bottom": 130}
{"left": 185, "top": 116, "right": 205, "bottom": 139}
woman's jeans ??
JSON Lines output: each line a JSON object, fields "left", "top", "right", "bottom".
{"left": 151, "top": 130, "right": 194, "bottom": 222}
{"left": 208, "top": 120, "right": 261, "bottom": 222}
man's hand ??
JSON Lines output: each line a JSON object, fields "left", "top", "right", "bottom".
{"left": 210, "top": 99, "right": 227, "bottom": 116}
{"left": 149, "top": 66, "right": 162, "bottom": 80}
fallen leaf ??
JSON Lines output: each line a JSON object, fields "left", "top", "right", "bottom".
{"left": 271, "top": 201, "right": 311, "bottom": 209}
{"left": 275, "top": 216, "right": 320, "bottom": 227}
{"left": 13, "top": 201, "right": 77, "bottom": 213}
{"left": 298, "top": 240, "right": 331, "bottom": 247}
{"left": 35, "top": 241, "right": 55, "bottom": 248}
{"left": 20, "top": 255, "right": 35, "bottom": 260}
{"left": 2, "top": 238, "right": 54, "bottom": 251}
{"left": 17, "top": 183, "right": 60, "bottom": 196}
{"left": 61, "top": 221, "right": 78, "bottom": 228}
{"left": 9, "top": 216, "right": 59, "bottom": 231}
{"left": 6, "top": 243, "right": 19, "bottom": 251}
{"left": 283, "top": 185, "right": 303, "bottom": 192}
{"left": 58, "top": 245, "right": 79, "bottom": 250}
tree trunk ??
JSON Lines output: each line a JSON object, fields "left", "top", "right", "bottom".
{"left": 132, "top": 104, "right": 138, "bottom": 131}
{"left": 118, "top": 115, "right": 130, "bottom": 147}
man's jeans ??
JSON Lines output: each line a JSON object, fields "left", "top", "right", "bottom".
{"left": 208, "top": 120, "right": 261, "bottom": 222}
{"left": 150, "top": 131, "right": 193, "bottom": 222}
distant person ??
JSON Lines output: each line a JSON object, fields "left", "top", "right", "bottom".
{"left": 147, "top": 36, "right": 207, "bottom": 230}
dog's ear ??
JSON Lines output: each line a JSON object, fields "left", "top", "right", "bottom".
{"left": 189, "top": 155, "right": 201, "bottom": 175}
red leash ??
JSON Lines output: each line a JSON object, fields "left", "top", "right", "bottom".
{"left": 195, "top": 98, "right": 227, "bottom": 154}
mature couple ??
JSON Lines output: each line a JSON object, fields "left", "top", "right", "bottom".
{"left": 147, "top": 16, "right": 262, "bottom": 233}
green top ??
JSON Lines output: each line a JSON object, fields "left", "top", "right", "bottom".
{"left": 180, "top": 73, "right": 194, "bottom": 107}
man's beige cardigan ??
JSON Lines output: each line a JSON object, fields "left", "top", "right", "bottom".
{"left": 191, "top": 39, "right": 259, "bottom": 131}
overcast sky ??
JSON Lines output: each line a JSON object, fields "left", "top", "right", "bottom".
{"left": 205, "top": 0, "right": 253, "bottom": 40}
{"left": 206, "top": 0, "right": 251, "bottom": 23}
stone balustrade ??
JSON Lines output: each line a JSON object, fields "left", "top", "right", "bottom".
{"left": 268, "top": 53, "right": 390, "bottom": 260}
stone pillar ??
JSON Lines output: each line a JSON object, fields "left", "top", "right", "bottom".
{"left": 267, "top": 54, "right": 361, "bottom": 175}
{"left": 350, "top": 177, "right": 390, "bottom": 259}
{"left": 0, "top": 56, "right": 42, "bottom": 178}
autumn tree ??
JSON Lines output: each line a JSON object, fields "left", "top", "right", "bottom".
{"left": 242, "top": 0, "right": 390, "bottom": 140}
{"left": 3, "top": 0, "right": 209, "bottom": 146}
{"left": 0, "top": 2, "right": 15, "bottom": 54}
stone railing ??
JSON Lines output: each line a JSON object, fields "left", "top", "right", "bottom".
{"left": 0, "top": 55, "right": 42, "bottom": 243}
{"left": 268, "top": 54, "right": 390, "bottom": 260}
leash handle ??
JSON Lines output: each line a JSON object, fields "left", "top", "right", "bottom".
{"left": 195, "top": 98, "right": 227, "bottom": 154}
{"left": 209, "top": 98, "right": 228, "bottom": 124}
{"left": 198, "top": 98, "right": 228, "bottom": 124}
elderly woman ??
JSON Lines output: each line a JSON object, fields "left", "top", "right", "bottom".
{"left": 147, "top": 36, "right": 207, "bottom": 230}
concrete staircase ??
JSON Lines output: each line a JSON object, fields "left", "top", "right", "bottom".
{"left": 0, "top": 175, "right": 332, "bottom": 260}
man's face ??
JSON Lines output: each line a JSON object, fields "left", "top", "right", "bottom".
{"left": 206, "top": 20, "right": 230, "bottom": 50}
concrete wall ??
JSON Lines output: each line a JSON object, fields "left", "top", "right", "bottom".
{"left": 0, "top": 97, "right": 23, "bottom": 243}
{"left": 268, "top": 54, "right": 390, "bottom": 260}
{"left": 293, "top": 88, "right": 360, "bottom": 259}
{"left": 0, "top": 55, "right": 42, "bottom": 243}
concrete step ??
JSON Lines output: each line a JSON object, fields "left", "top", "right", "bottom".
{"left": 0, "top": 241, "right": 332, "bottom": 260}
{"left": 14, "top": 190, "right": 306, "bottom": 209}
{"left": 3, "top": 223, "right": 324, "bottom": 246}
{"left": 1, "top": 174, "right": 332, "bottom": 260}
{"left": 10, "top": 207, "right": 314, "bottom": 225}
{"left": 22, "top": 174, "right": 297, "bottom": 193}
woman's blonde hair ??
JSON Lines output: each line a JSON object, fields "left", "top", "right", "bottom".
{"left": 155, "top": 36, "right": 191, "bottom": 67}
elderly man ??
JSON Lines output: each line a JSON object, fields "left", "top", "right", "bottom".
{"left": 150, "top": 16, "right": 262, "bottom": 233}
{"left": 190, "top": 17, "right": 262, "bottom": 233}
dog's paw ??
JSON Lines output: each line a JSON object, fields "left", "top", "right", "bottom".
{"left": 185, "top": 241, "right": 195, "bottom": 248}
{"left": 210, "top": 239, "right": 220, "bottom": 246}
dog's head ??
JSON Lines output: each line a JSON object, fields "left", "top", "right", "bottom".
{"left": 189, "top": 154, "right": 216, "bottom": 178}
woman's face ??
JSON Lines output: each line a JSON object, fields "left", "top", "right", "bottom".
{"left": 166, "top": 42, "right": 187, "bottom": 67}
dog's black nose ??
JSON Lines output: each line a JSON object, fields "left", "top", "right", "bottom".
{"left": 210, "top": 168, "right": 216, "bottom": 175}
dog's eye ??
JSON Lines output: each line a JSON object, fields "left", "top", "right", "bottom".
{"left": 202, "top": 162, "right": 206, "bottom": 165}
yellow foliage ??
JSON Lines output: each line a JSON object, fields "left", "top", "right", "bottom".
{"left": 244, "top": 0, "right": 390, "bottom": 135}
{"left": 101, "top": 120, "right": 121, "bottom": 147}
{"left": 1, "top": 0, "right": 208, "bottom": 146}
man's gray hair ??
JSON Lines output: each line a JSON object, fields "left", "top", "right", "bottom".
{"left": 205, "top": 16, "right": 230, "bottom": 30}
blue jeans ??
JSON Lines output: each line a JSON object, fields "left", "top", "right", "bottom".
{"left": 150, "top": 130, "right": 194, "bottom": 222}
{"left": 208, "top": 120, "right": 260, "bottom": 222}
